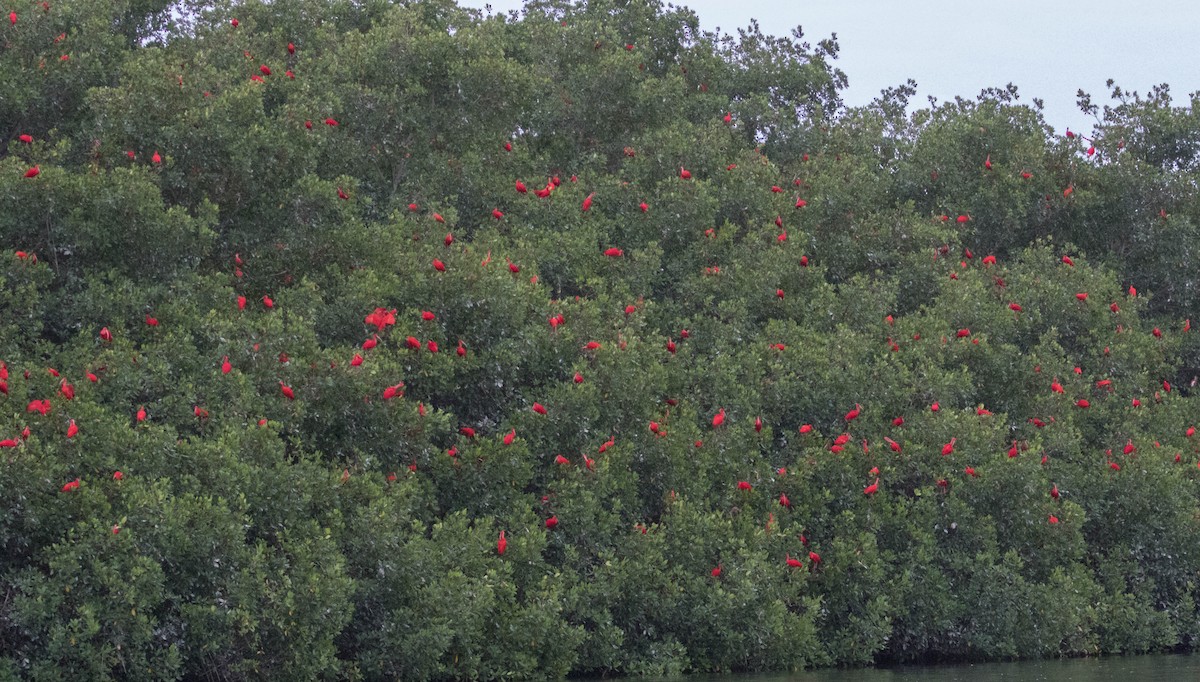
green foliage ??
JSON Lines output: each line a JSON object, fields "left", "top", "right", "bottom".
{"left": 3, "top": 0, "right": 1200, "bottom": 679}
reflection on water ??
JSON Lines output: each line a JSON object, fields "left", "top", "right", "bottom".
{"left": 672, "top": 655, "right": 1200, "bottom": 682}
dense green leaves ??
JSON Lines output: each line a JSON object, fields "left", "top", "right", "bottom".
{"left": 3, "top": 0, "right": 1200, "bottom": 679}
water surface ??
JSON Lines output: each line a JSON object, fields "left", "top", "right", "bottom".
{"left": 679, "top": 655, "right": 1200, "bottom": 682}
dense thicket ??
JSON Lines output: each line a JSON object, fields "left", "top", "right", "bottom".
{"left": 3, "top": 0, "right": 1200, "bottom": 679}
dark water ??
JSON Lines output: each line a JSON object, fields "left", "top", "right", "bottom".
{"left": 677, "top": 655, "right": 1200, "bottom": 682}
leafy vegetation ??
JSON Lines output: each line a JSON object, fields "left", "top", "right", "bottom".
{"left": 3, "top": 0, "right": 1200, "bottom": 679}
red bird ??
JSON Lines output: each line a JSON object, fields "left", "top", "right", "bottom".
{"left": 152, "top": 151, "right": 162, "bottom": 164}
{"left": 941, "top": 438, "right": 956, "bottom": 456}
{"left": 1076, "top": 292, "right": 1088, "bottom": 301}
{"left": 1049, "top": 515, "right": 1060, "bottom": 524}
{"left": 1076, "top": 399, "right": 1090, "bottom": 408}
{"left": 18, "top": 134, "right": 32, "bottom": 144}
{"left": 863, "top": 478, "right": 879, "bottom": 496}
{"left": 136, "top": 406, "right": 147, "bottom": 422}
{"left": 545, "top": 515, "right": 558, "bottom": 529}
{"left": 66, "top": 419, "right": 78, "bottom": 438}
{"left": 263, "top": 295, "right": 274, "bottom": 309}
{"left": 639, "top": 202, "right": 649, "bottom": 212}
{"left": 844, "top": 403, "right": 861, "bottom": 422}
{"left": 280, "top": 382, "right": 294, "bottom": 400}
{"left": 604, "top": 247, "right": 624, "bottom": 257}
{"left": 503, "top": 429, "right": 516, "bottom": 446}
{"left": 755, "top": 416, "right": 763, "bottom": 433}
{"left": 779, "top": 492, "right": 791, "bottom": 508}
{"left": 24, "top": 166, "right": 41, "bottom": 178}
{"left": 337, "top": 187, "right": 349, "bottom": 200}
{"left": 582, "top": 193, "right": 594, "bottom": 211}
{"left": 324, "top": 118, "right": 338, "bottom": 126}
{"left": 786, "top": 554, "right": 803, "bottom": 568}
{"left": 1062, "top": 255, "right": 1075, "bottom": 266}
{"left": 492, "top": 208, "right": 504, "bottom": 220}
{"left": 497, "top": 530, "right": 507, "bottom": 555}
{"left": 61, "top": 478, "right": 80, "bottom": 492}
{"left": 259, "top": 64, "right": 271, "bottom": 76}
{"left": 737, "top": 481, "right": 752, "bottom": 491}
{"left": 288, "top": 42, "right": 295, "bottom": 54}
{"left": 532, "top": 402, "right": 547, "bottom": 415}
{"left": 99, "top": 327, "right": 113, "bottom": 342}
{"left": 711, "top": 408, "right": 726, "bottom": 428}
{"left": 1051, "top": 483, "right": 1060, "bottom": 499}
{"left": 884, "top": 437, "right": 901, "bottom": 453}
{"left": 679, "top": 167, "right": 692, "bottom": 179}
{"left": 515, "top": 179, "right": 527, "bottom": 193}
{"left": 433, "top": 258, "right": 446, "bottom": 272}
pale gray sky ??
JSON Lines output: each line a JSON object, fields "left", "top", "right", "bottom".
{"left": 461, "top": 0, "right": 1199, "bottom": 135}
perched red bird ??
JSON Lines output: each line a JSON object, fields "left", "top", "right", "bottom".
{"left": 679, "top": 167, "right": 692, "bottom": 179}
{"left": 280, "top": 382, "right": 294, "bottom": 400}
{"left": 18, "top": 134, "right": 32, "bottom": 144}
{"left": 604, "top": 247, "right": 624, "bottom": 257}
{"left": 503, "top": 429, "right": 516, "bottom": 446}
{"left": 545, "top": 515, "right": 559, "bottom": 529}
{"left": 24, "top": 166, "right": 40, "bottom": 178}
{"left": 433, "top": 258, "right": 446, "bottom": 272}
{"left": 497, "top": 530, "right": 507, "bottom": 555}
{"left": 863, "top": 478, "right": 879, "bottom": 496}
{"left": 844, "top": 403, "right": 861, "bottom": 422}
{"left": 532, "top": 402, "right": 547, "bottom": 415}
{"left": 711, "top": 408, "right": 726, "bottom": 428}
{"left": 786, "top": 554, "right": 803, "bottom": 568}
{"left": 66, "top": 419, "right": 78, "bottom": 438}
{"left": 582, "top": 193, "right": 594, "bottom": 211}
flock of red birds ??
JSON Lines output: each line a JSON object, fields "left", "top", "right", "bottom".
{"left": 6, "top": 12, "right": 1193, "bottom": 570}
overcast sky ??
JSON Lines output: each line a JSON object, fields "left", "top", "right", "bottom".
{"left": 459, "top": 0, "right": 1199, "bottom": 135}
